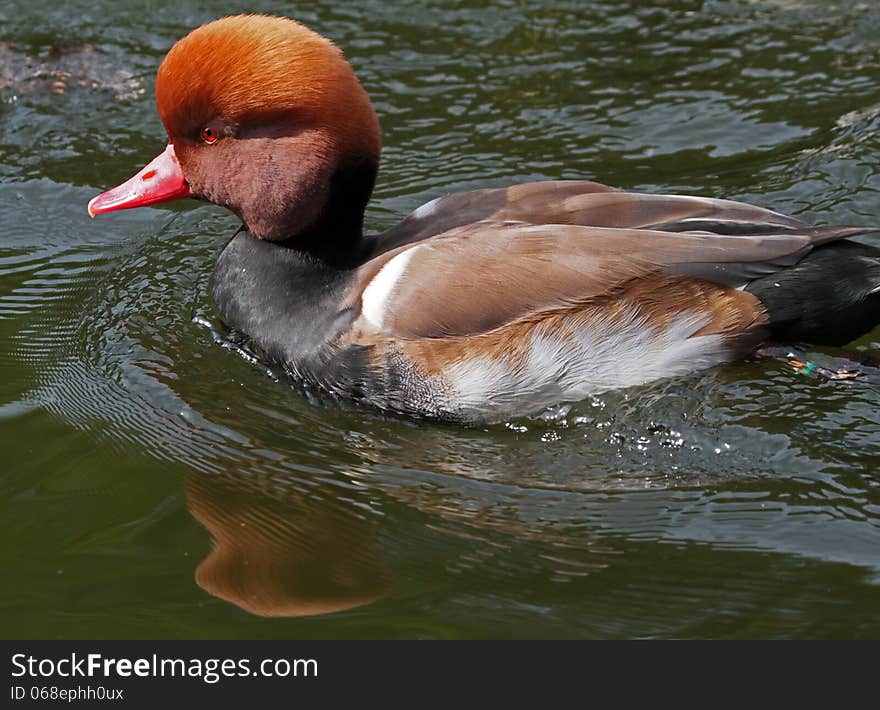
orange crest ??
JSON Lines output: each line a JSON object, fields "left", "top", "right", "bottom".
{"left": 155, "top": 14, "right": 380, "bottom": 158}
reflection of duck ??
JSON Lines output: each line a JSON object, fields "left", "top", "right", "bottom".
{"left": 187, "top": 471, "right": 391, "bottom": 617}
{"left": 90, "top": 15, "right": 880, "bottom": 424}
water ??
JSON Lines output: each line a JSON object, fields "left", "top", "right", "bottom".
{"left": 2, "top": 0, "right": 879, "bottom": 639}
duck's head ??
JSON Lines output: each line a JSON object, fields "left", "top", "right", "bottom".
{"left": 88, "top": 15, "right": 381, "bottom": 241}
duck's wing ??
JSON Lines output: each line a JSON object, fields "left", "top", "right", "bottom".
{"left": 372, "top": 180, "right": 812, "bottom": 255}
{"left": 350, "top": 219, "right": 877, "bottom": 341}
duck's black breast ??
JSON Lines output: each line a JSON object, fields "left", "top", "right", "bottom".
{"left": 211, "top": 230, "right": 361, "bottom": 375}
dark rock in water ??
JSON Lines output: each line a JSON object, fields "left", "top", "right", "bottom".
{"left": 0, "top": 41, "right": 142, "bottom": 100}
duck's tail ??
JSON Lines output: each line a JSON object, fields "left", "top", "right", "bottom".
{"left": 745, "top": 239, "right": 880, "bottom": 346}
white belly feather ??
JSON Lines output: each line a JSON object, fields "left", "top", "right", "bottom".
{"left": 441, "top": 309, "right": 729, "bottom": 421}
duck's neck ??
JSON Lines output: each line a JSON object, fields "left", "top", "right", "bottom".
{"left": 279, "top": 155, "right": 378, "bottom": 269}
{"left": 211, "top": 156, "right": 378, "bottom": 367}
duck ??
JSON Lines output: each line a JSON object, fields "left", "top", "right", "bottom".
{"left": 88, "top": 14, "right": 880, "bottom": 424}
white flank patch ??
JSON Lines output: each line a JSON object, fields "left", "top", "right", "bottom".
{"left": 361, "top": 247, "right": 418, "bottom": 329}
{"left": 411, "top": 197, "right": 441, "bottom": 219}
{"left": 444, "top": 309, "right": 730, "bottom": 421}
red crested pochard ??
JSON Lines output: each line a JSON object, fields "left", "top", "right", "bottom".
{"left": 89, "top": 15, "right": 880, "bottom": 424}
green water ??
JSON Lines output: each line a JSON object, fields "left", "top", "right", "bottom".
{"left": 2, "top": 0, "right": 879, "bottom": 639}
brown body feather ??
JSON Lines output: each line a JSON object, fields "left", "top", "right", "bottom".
{"left": 391, "top": 275, "right": 768, "bottom": 377}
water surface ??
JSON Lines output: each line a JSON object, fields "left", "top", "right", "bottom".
{"left": 2, "top": 0, "right": 879, "bottom": 639}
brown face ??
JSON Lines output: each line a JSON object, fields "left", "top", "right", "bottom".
{"left": 88, "top": 14, "right": 381, "bottom": 240}
{"left": 170, "top": 116, "right": 341, "bottom": 240}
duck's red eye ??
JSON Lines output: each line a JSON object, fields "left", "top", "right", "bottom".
{"left": 200, "top": 127, "right": 218, "bottom": 144}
